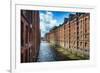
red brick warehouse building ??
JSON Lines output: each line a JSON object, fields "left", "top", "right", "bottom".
{"left": 45, "top": 13, "right": 90, "bottom": 58}
{"left": 21, "top": 10, "right": 40, "bottom": 63}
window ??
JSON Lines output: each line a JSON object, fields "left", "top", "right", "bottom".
{"left": 21, "top": 21, "right": 24, "bottom": 46}
{"left": 85, "top": 49, "right": 88, "bottom": 52}
{"left": 80, "top": 42, "right": 82, "bottom": 46}
{"left": 85, "top": 18, "right": 88, "bottom": 23}
{"left": 25, "top": 25, "right": 28, "bottom": 43}
{"left": 85, "top": 42, "right": 87, "bottom": 47}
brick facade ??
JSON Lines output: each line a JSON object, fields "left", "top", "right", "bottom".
{"left": 21, "top": 10, "right": 40, "bottom": 63}
{"left": 78, "top": 13, "right": 90, "bottom": 54}
{"left": 45, "top": 13, "right": 90, "bottom": 56}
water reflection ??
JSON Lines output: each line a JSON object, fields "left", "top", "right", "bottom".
{"left": 37, "top": 41, "right": 56, "bottom": 62}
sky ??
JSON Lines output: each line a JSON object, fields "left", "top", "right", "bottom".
{"left": 39, "top": 10, "right": 76, "bottom": 37}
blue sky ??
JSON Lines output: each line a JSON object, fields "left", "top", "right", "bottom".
{"left": 39, "top": 10, "right": 76, "bottom": 37}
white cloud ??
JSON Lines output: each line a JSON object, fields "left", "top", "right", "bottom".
{"left": 40, "top": 11, "right": 58, "bottom": 37}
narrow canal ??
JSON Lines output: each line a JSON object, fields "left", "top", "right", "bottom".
{"left": 37, "top": 41, "right": 58, "bottom": 62}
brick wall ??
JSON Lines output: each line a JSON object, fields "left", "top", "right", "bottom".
{"left": 45, "top": 13, "right": 90, "bottom": 56}
{"left": 21, "top": 10, "right": 40, "bottom": 63}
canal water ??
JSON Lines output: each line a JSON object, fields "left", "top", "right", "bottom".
{"left": 37, "top": 41, "right": 57, "bottom": 62}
